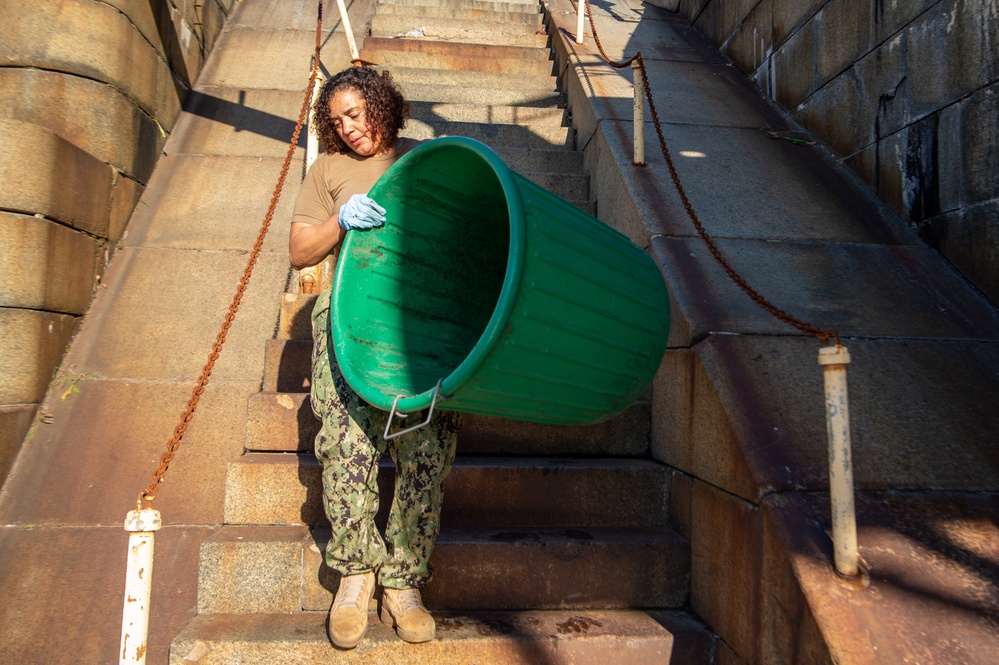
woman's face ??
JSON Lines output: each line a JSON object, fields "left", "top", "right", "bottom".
{"left": 329, "top": 87, "right": 381, "bottom": 157}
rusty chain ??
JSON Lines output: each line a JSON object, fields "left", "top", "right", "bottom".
{"left": 582, "top": 0, "right": 838, "bottom": 346}
{"left": 139, "top": 1, "right": 326, "bottom": 506}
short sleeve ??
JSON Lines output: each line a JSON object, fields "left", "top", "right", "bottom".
{"left": 292, "top": 156, "right": 339, "bottom": 226}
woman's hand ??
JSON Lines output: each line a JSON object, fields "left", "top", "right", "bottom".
{"left": 338, "top": 194, "right": 386, "bottom": 230}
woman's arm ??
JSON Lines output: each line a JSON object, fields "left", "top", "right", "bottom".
{"left": 289, "top": 217, "right": 346, "bottom": 269}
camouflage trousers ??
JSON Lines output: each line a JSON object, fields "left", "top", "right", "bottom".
{"left": 311, "top": 297, "right": 461, "bottom": 589}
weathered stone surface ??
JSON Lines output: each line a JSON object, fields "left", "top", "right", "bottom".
{"left": 278, "top": 292, "right": 319, "bottom": 341}
{"left": 771, "top": 0, "right": 822, "bottom": 46}
{"left": 651, "top": 349, "right": 693, "bottom": 468}
{"left": 458, "top": 402, "right": 651, "bottom": 457}
{"left": 0, "top": 379, "right": 255, "bottom": 525}
{"left": 0, "top": 119, "right": 113, "bottom": 237}
{"left": 812, "top": 1, "right": 881, "bottom": 96}
{"left": 922, "top": 201, "right": 999, "bottom": 305}
{"left": 245, "top": 391, "right": 314, "bottom": 452}
{"left": 416, "top": 526, "right": 689, "bottom": 609}
{"left": 689, "top": 477, "right": 760, "bottom": 661}
{"left": 0, "top": 309, "right": 78, "bottom": 405}
{"left": 1, "top": 0, "right": 183, "bottom": 131}
{"left": 652, "top": 237, "right": 999, "bottom": 344}
{"left": 764, "top": 491, "right": 999, "bottom": 665}
{"left": 197, "top": 27, "right": 357, "bottom": 91}
{"left": 771, "top": 14, "right": 819, "bottom": 108}
{"left": 0, "top": 68, "right": 165, "bottom": 182}
{"left": 0, "top": 212, "right": 99, "bottom": 314}
{"left": 602, "top": 122, "right": 910, "bottom": 251}
{"left": 0, "top": 525, "right": 210, "bottom": 665}
{"left": 725, "top": 0, "right": 772, "bottom": 74}
{"left": 794, "top": 30, "right": 908, "bottom": 158}
{"left": 110, "top": 170, "right": 144, "bottom": 242}
{"left": 646, "top": 609, "right": 718, "bottom": 664}
{"left": 687, "top": 335, "right": 999, "bottom": 501}
{"left": 961, "top": 79, "right": 999, "bottom": 206}
{"left": 0, "top": 405, "right": 34, "bottom": 485}
{"left": 122, "top": 155, "right": 299, "bottom": 252}
{"left": 373, "top": 17, "right": 547, "bottom": 47}
{"left": 231, "top": 0, "right": 374, "bottom": 32}
{"left": 759, "top": 493, "right": 833, "bottom": 665}
{"left": 907, "top": 0, "right": 999, "bottom": 120}
{"left": 262, "top": 339, "right": 313, "bottom": 392}
{"left": 690, "top": 0, "right": 758, "bottom": 46}
{"left": 170, "top": 609, "right": 678, "bottom": 664}
{"left": 225, "top": 453, "right": 670, "bottom": 527}
{"left": 197, "top": 525, "right": 309, "bottom": 613}
{"left": 165, "top": 88, "right": 310, "bottom": 160}
{"left": 360, "top": 39, "right": 555, "bottom": 76}
{"left": 61, "top": 248, "right": 286, "bottom": 383}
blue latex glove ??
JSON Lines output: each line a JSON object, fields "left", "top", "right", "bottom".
{"left": 338, "top": 193, "right": 386, "bottom": 231}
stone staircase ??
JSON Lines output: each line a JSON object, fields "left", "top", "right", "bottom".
{"left": 168, "top": 0, "right": 704, "bottom": 662}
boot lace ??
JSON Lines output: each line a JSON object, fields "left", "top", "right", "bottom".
{"left": 392, "top": 588, "right": 426, "bottom": 614}
{"left": 333, "top": 574, "right": 370, "bottom": 612}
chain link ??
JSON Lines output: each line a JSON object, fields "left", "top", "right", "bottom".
{"left": 140, "top": 1, "right": 326, "bottom": 506}
{"left": 583, "top": 0, "right": 838, "bottom": 345}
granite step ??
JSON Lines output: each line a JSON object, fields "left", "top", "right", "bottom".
{"left": 360, "top": 37, "right": 554, "bottom": 76}
{"left": 223, "top": 453, "right": 667, "bottom": 526}
{"left": 169, "top": 609, "right": 692, "bottom": 664}
{"left": 246, "top": 390, "right": 651, "bottom": 455}
{"left": 371, "top": 18, "right": 548, "bottom": 47}
{"left": 195, "top": 524, "right": 689, "bottom": 613}
{"left": 385, "top": 65, "right": 564, "bottom": 106}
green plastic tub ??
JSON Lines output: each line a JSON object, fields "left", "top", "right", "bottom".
{"left": 331, "top": 137, "right": 669, "bottom": 425}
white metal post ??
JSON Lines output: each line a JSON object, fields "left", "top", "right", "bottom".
{"left": 307, "top": 70, "right": 324, "bottom": 171}
{"left": 632, "top": 60, "right": 645, "bottom": 166}
{"left": 299, "top": 70, "right": 326, "bottom": 295}
{"left": 818, "top": 345, "right": 858, "bottom": 577}
{"left": 335, "top": 0, "right": 360, "bottom": 62}
{"left": 119, "top": 508, "right": 162, "bottom": 665}
{"left": 576, "top": 0, "right": 585, "bottom": 44}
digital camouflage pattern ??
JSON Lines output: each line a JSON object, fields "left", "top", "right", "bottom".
{"left": 311, "top": 295, "right": 461, "bottom": 589}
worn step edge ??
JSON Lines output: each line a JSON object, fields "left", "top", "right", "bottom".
{"left": 197, "top": 524, "right": 689, "bottom": 613}
{"left": 371, "top": 26, "right": 547, "bottom": 47}
{"left": 407, "top": 100, "right": 565, "bottom": 125}
{"left": 375, "top": 2, "right": 544, "bottom": 20}
{"left": 362, "top": 49, "right": 556, "bottom": 76}
{"left": 223, "top": 453, "right": 668, "bottom": 527}
{"left": 362, "top": 36, "right": 552, "bottom": 61}
{"left": 169, "top": 610, "right": 678, "bottom": 664}
{"left": 396, "top": 83, "right": 562, "bottom": 106}
{"left": 377, "top": 0, "right": 541, "bottom": 9}
{"left": 404, "top": 119, "right": 573, "bottom": 149}
{"left": 245, "top": 391, "right": 649, "bottom": 456}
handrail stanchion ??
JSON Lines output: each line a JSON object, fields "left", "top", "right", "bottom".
{"left": 118, "top": 507, "right": 162, "bottom": 665}
{"left": 576, "top": 1, "right": 585, "bottom": 43}
{"left": 632, "top": 59, "right": 645, "bottom": 166}
{"left": 307, "top": 70, "right": 324, "bottom": 171}
{"left": 299, "top": 70, "right": 326, "bottom": 295}
{"left": 335, "top": 0, "right": 361, "bottom": 62}
{"left": 819, "top": 345, "right": 859, "bottom": 577}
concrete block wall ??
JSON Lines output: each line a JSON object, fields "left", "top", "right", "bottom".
{"left": 0, "top": 0, "right": 235, "bottom": 484}
{"left": 677, "top": 0, "right": 999, "bottom": 304}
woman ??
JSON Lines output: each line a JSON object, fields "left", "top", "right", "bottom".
{"left": 289, "top": 66, "right": 461, "bottom": 650}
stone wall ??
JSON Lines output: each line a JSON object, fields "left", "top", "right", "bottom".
{"left": 0, "top": 0, "right": 235, "bottom": 484}
{"left": 677, "top": 0, "right": 999, "bottom": 304}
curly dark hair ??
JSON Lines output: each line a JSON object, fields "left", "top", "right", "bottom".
{"left": 312, "top": 66, "right": 409, "bottom": 154}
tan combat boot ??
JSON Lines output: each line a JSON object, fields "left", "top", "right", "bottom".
{"left": 380, "top": 587, "right": 436, "bottom": 643}
{"left": 327, "top": 571, "right": 375, "bottom": 649}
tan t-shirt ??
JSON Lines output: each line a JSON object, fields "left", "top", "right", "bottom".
{"left": 291, "top": 137, "right": 423, "bottom": 227}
